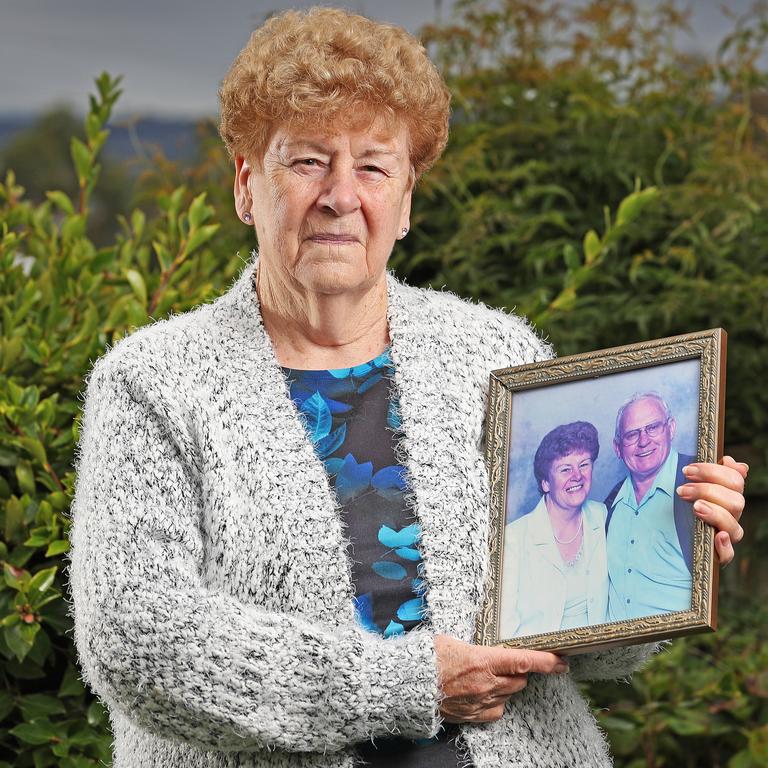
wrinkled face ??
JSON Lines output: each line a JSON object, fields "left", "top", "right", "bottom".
{"left": 234, "top": 117, "right": 413, "bottom": 297}
{"left": 541, "top": 450, "right": 594, "bottom": 513}
{"left": 614, "top": 398, "right": 676, "bottom": 482}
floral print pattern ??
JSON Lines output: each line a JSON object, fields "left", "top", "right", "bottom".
{"left": 283, "top": 349, "right": 428, "bottom": 637}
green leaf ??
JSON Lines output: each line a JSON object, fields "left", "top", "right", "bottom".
{"left": 0, "top": 447, "right": 17, "bottom": 468}
{"left": 86, "top": 112, "right": 102, "bottom": 142}
{"left": 563, "top": 243, "right": 581, "bottom": 271}
{"left": 153, "top": 241, "right": 172, "bottom": 271}
{"left": 16, "top": 460, "right": 36, "bottom": 495}
{"left": 2, "top": 336, "right": 24, "bottom": 373}
{"left": 125, "top": 269, "right": 147, "bottom": 306}
{"left": 728, "top": 750, "right": 754, "bottom": 768}
{"left": 58, "top": 664, "right": 85, "bottom": 697}
{"left": 35, "top": 501, "right": 53, "bottom": 526}
{"left": 45, "top": 540, "right": 70, "bottom": 557}
{"left": 18, "top": 436, "right": 47, "bottom": 467}
{"left": 19, "top": 693, "right": 66, "bottom": 720}
{"left": 86, "top": 699, "right": 107, "bottom": 727}
{"left": 4, "top": 622, "right": 39, "bottom": 662}
{"left": 667, "top": 711, "right": 710, "bottom": 735}
{"left": 4, "top": 496, "right": 25, "bottom": 542}
{"left": 168, "top": 186, "right": 185, "bottom": 218}
{"left": 6, "top": 378, "right": 24, "bottom": 406}
{"left": 0, "top": 689, "right": 15, "bottom": 721}
{"left": 70, "top": 138, "right": 91, "bottom": 183}
{"left": 131, "top": 208, "right": 146, "bottom": 241}
{"left": 184, "top": 223, "right": 220, "bottom": 255}
{"left": 45, "top": 190, "right": 75, "bottom": 215}
{"left": 583, "top": 229, "right": 602, "bottom": 265}
{"left": 48, "top": 492, "right": 68, "bottom": 511}
{"left": 52, "top": 740, "right": 71, "bottom": 757}
{"left": 188, "top": 192, "right": 210, "bottom": 230}
{"left": 615, "top": 186, "right": 659, "bottom": 228}
{"left": 28, "top": 566, "right": 57, "bottom": 599}
{"left": 103, "top": 294, "right": 133, "bottom": 331}
{"left": 598, "top": 715, "right": 636, "bottom": 732}
{"left": 61, "top": 214, "right": 86, "bottom": 242}
{"left": 9, "top": 717, "right": 56, "bottom": 745}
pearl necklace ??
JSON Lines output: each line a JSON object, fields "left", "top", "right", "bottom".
{"left": 552, "top": 511, "right": 584, "bottom": 545}
{"left": 563, "top": 539, "right": 584, "bottom": 567}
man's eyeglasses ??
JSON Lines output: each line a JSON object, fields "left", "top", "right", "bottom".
{"left": 620, "top": 418, "right": 670, "bottom": 446}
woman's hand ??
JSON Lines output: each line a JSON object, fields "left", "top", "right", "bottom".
{"left": 678, "top": 455, "right": 748, "bottom": 566}
{"left": 434, "top": 635, "right": 569, "bottom": 723}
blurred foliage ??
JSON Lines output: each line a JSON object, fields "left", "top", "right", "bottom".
{"left": 409, "top": 0, "right": 768, "bottom": 499}
{"left": 0, "top": 1, "right": 766, "bottom": 765}
{"left": 0, "top": 73, "right": 236, "bottom": 766}
{"left": 583, "top": 601, "right": 768, "bottom": 768}
{"left": 0, "top": 107, "right": 131, "bottom": 247}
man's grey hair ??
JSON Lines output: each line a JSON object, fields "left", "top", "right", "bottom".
{"left": 614, "top": 391, "right": 673, "bottom": 442}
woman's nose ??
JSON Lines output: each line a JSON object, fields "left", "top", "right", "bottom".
{"left": 317, "top": 166, "right": 361, "bottom": 216}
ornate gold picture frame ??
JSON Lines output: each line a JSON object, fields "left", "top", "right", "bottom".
{"left": 477, "top": 329, "right": 726, "bottom": 654}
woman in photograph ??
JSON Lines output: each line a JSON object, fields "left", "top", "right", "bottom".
{"left": 500, "top": 422, "right": 609, "bottom": 638}
{"left": 68, "top": 7, "right": 748, "bottom": 768}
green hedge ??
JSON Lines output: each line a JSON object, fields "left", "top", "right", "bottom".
{"left": 1, "top": 1, "right": 766, "bottom": 764}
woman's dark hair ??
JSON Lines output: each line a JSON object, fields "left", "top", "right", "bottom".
{"left": 533, "top": 421, "right": 600, "bottom": 493}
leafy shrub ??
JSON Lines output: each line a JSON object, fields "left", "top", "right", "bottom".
{"left": 0, "top": 74, "right": 242, "bottom": 766}
{"left": 584, "top": 601, "right": 768, "bottom": 768}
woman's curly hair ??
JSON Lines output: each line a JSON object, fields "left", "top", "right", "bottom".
{"left": 219, "top": 7, "right": 451, "bottom": 179}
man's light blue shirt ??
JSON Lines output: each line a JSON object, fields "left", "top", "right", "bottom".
{"left": 607, "top": 449, "right": 692, "bottom": 620}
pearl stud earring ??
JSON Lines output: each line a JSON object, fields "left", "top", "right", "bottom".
{"left": 242, "top": 212, "right": 252, "bottom": 223}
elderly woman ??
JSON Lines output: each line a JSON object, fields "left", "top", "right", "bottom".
{"left": 68, "top": 7, "right": 748, "bottom": 768}
{"left": 500, "top": 422, "right": 609, "bottom": 639}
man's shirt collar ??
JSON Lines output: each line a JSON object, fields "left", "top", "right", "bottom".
{"left": 614, "top": 449, "right": 679, "bottom": 510}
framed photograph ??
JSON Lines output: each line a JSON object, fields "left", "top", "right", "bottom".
{"left": 476, "top": 329, "right": 727, "bottom": 654}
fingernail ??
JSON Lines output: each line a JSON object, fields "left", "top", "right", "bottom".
{"left": 693, "top": 500, "right": 709, "bottom": 514}
{"left": 676, "top": 485, "right": 694, "bottom": 499}
{"left": 555, "top": 662, "right": 569, "bottom": 673}
{"left": 683, "top": 465, "right": 700, "bottom": 479}
{"left": 739, "top": 462, "right": 750, "bottom": 473}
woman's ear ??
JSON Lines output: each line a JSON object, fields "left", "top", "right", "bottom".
{"left": 233, "top": 155, "right": 252, "bottom": 220}
{"left": 398, "top": 171, "right": 414, "bottom": 236}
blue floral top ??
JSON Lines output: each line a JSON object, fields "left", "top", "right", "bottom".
{"left": 283, "top": 348, "right": 464, "bottom": 767}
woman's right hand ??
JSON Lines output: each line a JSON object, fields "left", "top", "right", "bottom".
{"left": 434, "top": 635, "right": 569, "bottom": 723}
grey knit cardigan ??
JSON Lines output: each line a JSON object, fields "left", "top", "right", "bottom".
{"left": 68, "top": 256, "right": 656, "bottom": 768}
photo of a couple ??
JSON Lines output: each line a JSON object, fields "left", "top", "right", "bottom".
{"left": 500, "top": 360, "right": 698, "bottom": 640}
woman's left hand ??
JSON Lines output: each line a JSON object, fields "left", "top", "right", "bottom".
{"left": 677, "top": 455, "right": 748, "bottom": 566}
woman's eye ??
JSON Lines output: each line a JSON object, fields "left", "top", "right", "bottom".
{"left": 360, "top": 165, "right": 384, "bottom": 174}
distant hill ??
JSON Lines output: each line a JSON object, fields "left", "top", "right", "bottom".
{"left": 0, "top": 114, "right": 204, "bottom": 164}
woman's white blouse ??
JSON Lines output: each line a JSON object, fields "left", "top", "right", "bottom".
{"left": 499, "top": 497, "right": 610, "bottom": 639}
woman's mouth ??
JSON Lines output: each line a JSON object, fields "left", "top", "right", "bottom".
{"left": 309, "top": 233, "right": 359, "bottom": 243}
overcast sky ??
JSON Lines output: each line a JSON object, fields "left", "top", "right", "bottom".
{"left": 0, "top": 0, "right": 757, "bottom": 118}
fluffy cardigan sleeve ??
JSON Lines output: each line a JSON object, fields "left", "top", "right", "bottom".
{"left": 67, "top": 355, "right": 442, "bottom": 754}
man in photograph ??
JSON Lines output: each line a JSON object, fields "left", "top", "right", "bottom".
{"left": 605, "top": 392, "right": 694, "bottom": 621}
